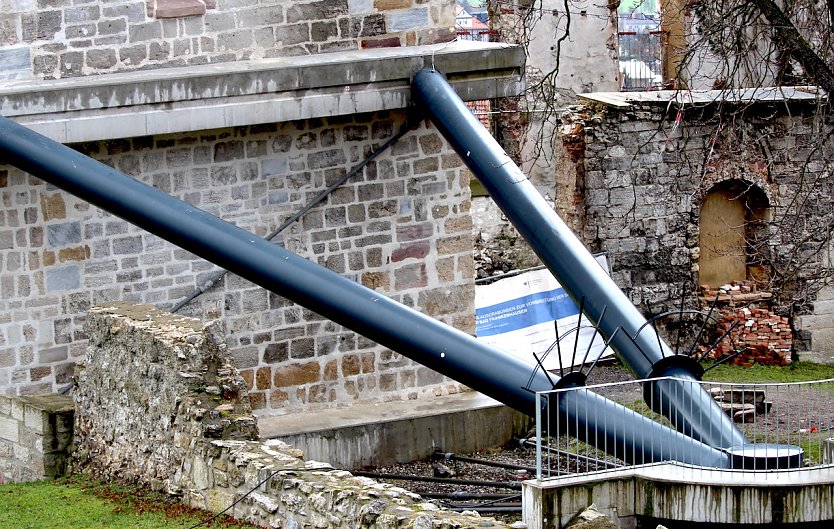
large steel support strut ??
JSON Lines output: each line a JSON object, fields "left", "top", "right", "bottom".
{"left": 410, "top": 67, "right": 747, "bottom": 450}
{"left": 0, "top": 113, "right": 731, "bottom": 468}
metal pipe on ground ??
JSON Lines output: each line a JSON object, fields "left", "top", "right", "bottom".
{"left": 432, "top": 450, "right": 537, "bottom": 473}
{"left": 443, "top": 506, "right": 522, "bottom": 514}
{"left": 518, "top": 438, "right": 621, "bottom": 470}
{"left": 352, "top": 471, "right": 523, "bottom": 490}
{"left": 0, "top": 113, "right": 731, "bottom": 468}
{"left": 420, "top": 493, "right": 522, "bottom": 500}
{"left": 410, "top": 67, "right": 747, "bottom": 450}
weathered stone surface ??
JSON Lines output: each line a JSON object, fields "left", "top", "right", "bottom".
{"left": 552, "top": 100, "right": 834, "bottom": 358}
{"left": 0, "top": 112, "right": 473, "bottom": 414}
{"left": 73, "top": 302, "right": 258, "bottom": 489}
{"left": 0, "top": 0, "right": 456, "bottom": 80}
{"left": 566, "top": 504, "right": 617, "bottom": 529}
{"left": 69, "top": 301, "right": 512, "bottom": 529}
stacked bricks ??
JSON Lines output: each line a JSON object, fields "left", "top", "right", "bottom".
{"left": 698, "top": 279, "right": 764, "bottom": 298}
{"left": 0, "top": 109, "right": 475, "bottom": 415}
{"left": 0, "top": 0, "right": 455, "bottom": 81}
{"left": 699, "top": 307, "right": 793, "bottom": 367}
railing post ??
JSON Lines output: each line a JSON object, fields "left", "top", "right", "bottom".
{"left": 535, "top": 391, "right": 543, "bottom": 481}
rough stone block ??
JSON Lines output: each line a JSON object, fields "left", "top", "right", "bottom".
{"left": 286, "top": 0, "right": 348, "bottom": 23}
{"left": 273, "top": 362, "right": 320, "bottom": 387}
{"left": 0, "top": 46, "right": 31, "bottom": 71}
{"left": 274, "top": 23, "right": 311, "bottom": 46}
{"left": 155, "top": 0, "right": 207, "bottom": 18}
{"left": 23, "top": 406, "right": 46, "bottom": 434}
{"left": 46, "top": 221, "right": 82, "bottom": 246}
{"left": 349, "top": 0, "right": 373, "bottom": 14}
{"left": 0, "top": 416, "right": 19, "bottom": 443}
{"left": 0, "top": 230, "right": 12, "bottom": 250}
{"left": 45, "top": 265, "right": 81, "bottom": 292}
{"left": 128, "top": 21, "right": 163, "bottom": 42}
{"left": 386, "top": 7, "right": 428, "bottom": 32}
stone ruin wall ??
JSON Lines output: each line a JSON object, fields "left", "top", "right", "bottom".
{"left": 553, "top": 100, "right": 834, "bottom": 359}
{"left": 0, "top": 0, "right": 456, "bottom": 81}
{"left": 73, "top": 301, "right": 258, "bottom": 487}
{"left": 0, "top": 108, "right": 476, "bottom": 412}
{"left": 73, "top": 301, "right": 510, "bottom": 529}
{"left": 0, "top": 393, "right": 73, "bottom": 483}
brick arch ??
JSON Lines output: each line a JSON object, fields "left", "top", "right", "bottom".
{"left": 691, "top": 163, "right": 776, "bottom": 211}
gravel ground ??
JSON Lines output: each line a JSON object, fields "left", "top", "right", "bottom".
{"left": 360, "top": 360, "right": 834, "bottom": 526}
{"left": 358, "top": 361, "right": 636, "bottom": 525}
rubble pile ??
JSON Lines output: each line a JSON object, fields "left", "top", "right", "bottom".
{"left": 699, "top": 306, "right": 793, "bottom": 366}
{"left": 709, "top": 387, "right": 771, "bottom": 423}
{"left": 699, "top": 279, "right": 762, "bottom": 297}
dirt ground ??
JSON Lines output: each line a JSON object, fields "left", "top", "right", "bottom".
{"left": 357, "top": 361, "right": 636, "bottom": 524}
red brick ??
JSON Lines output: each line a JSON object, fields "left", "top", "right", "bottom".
{"left": 391, "top": 241, "right": 429, "bottom": 262}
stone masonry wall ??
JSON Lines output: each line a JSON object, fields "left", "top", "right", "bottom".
{"left": 0, "top": 108, "right": 476, "bottom": 412}
{"left": 0, "top": 0, "right": 455, "bottom": 80}
{"left": 0, "top": 393, "right": 73, "bottom": 483}
{"left": 73, "top": 302, "right": 258, "bottom": 487}
{"left": 557, "top": 100, "right": 834, "bottom": 357}
{"left": 74, "top": 302, "right": 511, "bottom": 529}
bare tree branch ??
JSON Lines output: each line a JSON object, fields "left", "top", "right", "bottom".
{"left": 750, "top": 0, "right": 834, "bottom": 94}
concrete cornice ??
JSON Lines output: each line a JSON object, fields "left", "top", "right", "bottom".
{"left": 0, "top": 41, "right": 524, "bottom": 143}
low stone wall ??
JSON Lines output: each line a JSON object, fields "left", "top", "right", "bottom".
{"left": 75, "top": 302, "right": 512, "bottom": 529}
{"left": 182, "top": 438, "right": 494, "bottom": 529}
{"left": 73, "top": 301, "right": 259, "bottom": 489}
{"left": 0, "top": 393, "right": 73, "bottom": 483}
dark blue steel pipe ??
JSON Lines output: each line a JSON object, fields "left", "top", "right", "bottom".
{"left": 410, "top": 68, "right": 747, "bottom": 449}
{"left": 0, "top": 113, "right": 730, "bottom": 468}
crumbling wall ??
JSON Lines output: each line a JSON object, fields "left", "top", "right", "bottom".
{"left": 74, "top": 301, "right": 510, "bottom": 529}
{"left": 73, "top": 301, "right": 258, "bottom": 488}
{"left": 472, "top": 198, "right": 541, "bottom": 280}
{"left": 489, "top": 0, "right": 619, "bottom": 193}
{"left": 558, "top": 100, "right": 834, "bottom": 359}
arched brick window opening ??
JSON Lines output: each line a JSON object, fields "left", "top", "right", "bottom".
{"left": 699, "top": 179, "right": 770, "bottom": 289}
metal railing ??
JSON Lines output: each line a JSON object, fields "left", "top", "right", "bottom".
{"left": 456, "top": 27, "right": 499, "bottom": 42}
{"left": 618, "top": 14, "right": 666, "bottom": 91}
{"left": 533, "top": 376, "right": 834, "bottom": 479}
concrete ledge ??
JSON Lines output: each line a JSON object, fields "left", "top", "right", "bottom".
{"left": 257, "top": 391, "right": 532, "bottom": 470}
{"left": 0, "top": 41, "right": 524, "bottom": 143}
{"left": 523, "top": 462, "right": 834, "bottom": 528}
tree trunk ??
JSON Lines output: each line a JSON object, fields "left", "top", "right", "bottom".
{"left": 750, "top": 0, "right": 834, "bottom": 96}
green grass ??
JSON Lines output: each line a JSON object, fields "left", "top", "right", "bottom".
{"left": 0, "top": 477, "right": 260, "bottom": 529}
{"left": 702, "top": 361, "right": 834, "bottom": 384}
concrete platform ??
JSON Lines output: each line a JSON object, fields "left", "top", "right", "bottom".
{"left": 256, "top": 391, "right": 532, "bottom": 470}
{"left": 523, "top": 462, "right": 834, "bottom": 529}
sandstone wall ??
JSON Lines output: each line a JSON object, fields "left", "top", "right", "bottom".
{"left": 0, "top": 0, "right": 455, "bottom": 80}
{"left": 0, "top": 108, "right": 475, "bottom": 410}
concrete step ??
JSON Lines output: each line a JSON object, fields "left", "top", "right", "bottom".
{"left": 256, "top": 391, "right": 532, "bottom": 470}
